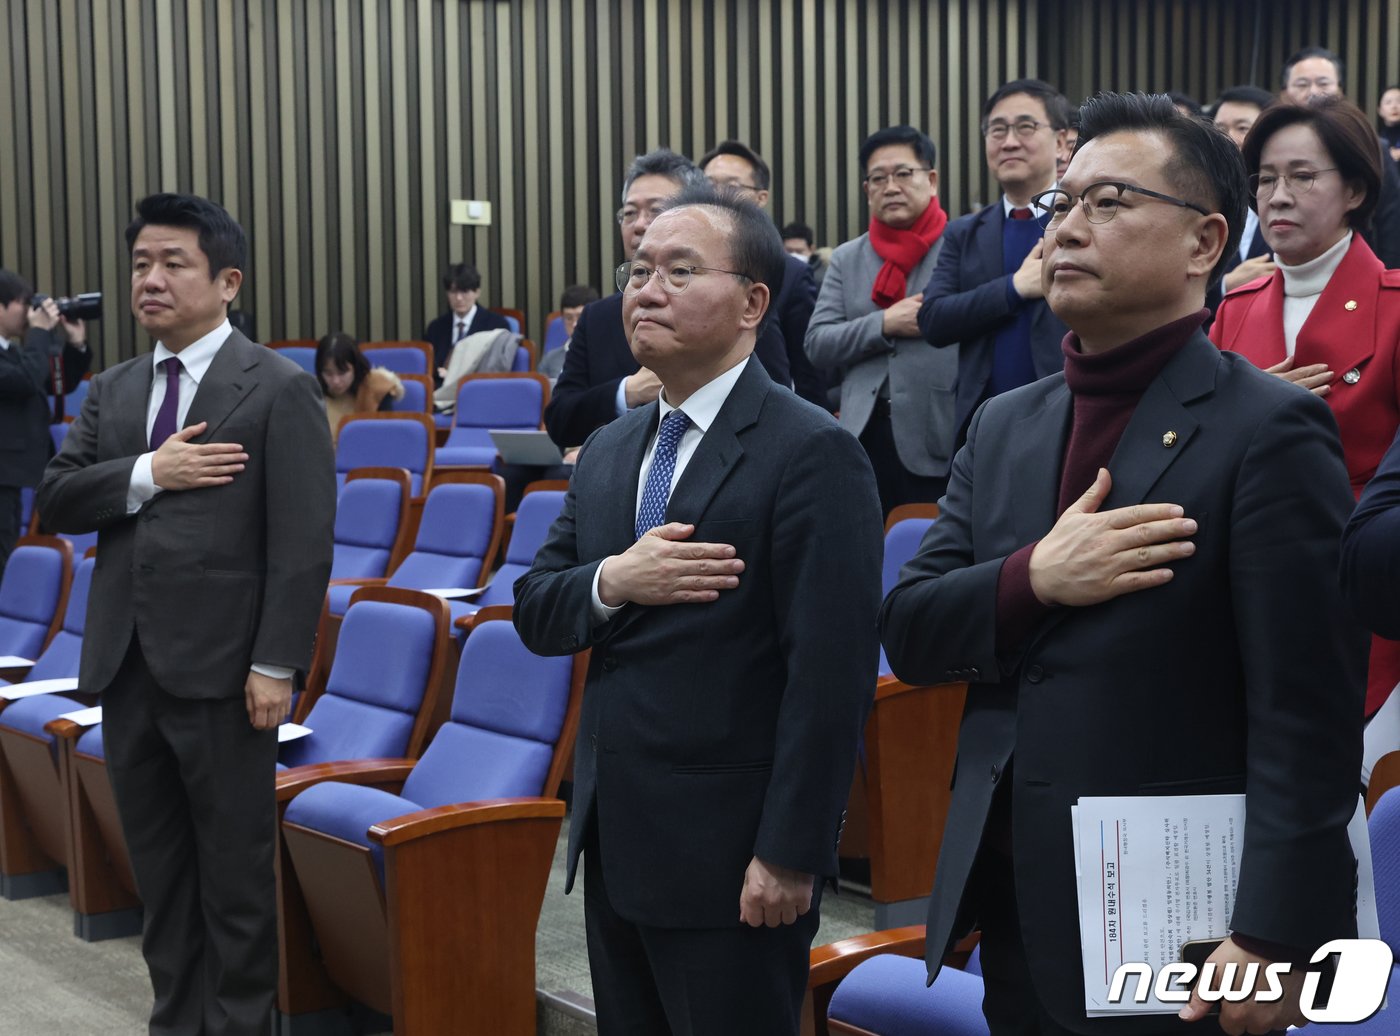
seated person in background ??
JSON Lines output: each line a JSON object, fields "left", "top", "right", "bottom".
{"left": 422, "top": 262, "right": 511, "bottom": 385}
{"left": 316, "top": 332, "right": 403, "bottom": 443}
{"left": 539, "top": 283, "right": 601, "bottom": 382}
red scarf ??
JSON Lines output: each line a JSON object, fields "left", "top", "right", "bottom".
{"left": 868, "top": 197, "right": 948, "bottom": 308}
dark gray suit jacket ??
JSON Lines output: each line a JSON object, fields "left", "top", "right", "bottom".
{"left": 881, "top": 333, "right": 1365, "bottom": 1033}
{"left": 36, "top": 329, "right": 336, "bottom": 699}
{"left": 515, "top": 357, "right": 883, "bottom": 928}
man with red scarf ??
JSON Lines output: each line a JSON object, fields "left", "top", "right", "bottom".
{"left": 805, "top": 125, "right": 957, "bottom": 514}
{"left": 918, "top": 79, "right": 1072, "bottom": 447}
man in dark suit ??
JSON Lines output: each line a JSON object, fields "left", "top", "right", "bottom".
{"left": 422, "top": 262, "right": 512, "bottom": 385}
{"left": 36, "top": 193, "right": 336, "bottom": 1036}
{"left": 516, "top": 182, "right": 882, "bottom": 1035}
{"left": 544, "top": 148, "right": 791, "bottom": 450}
{"left": 0, "top": 271, "right": 90, "bottom": 567}
{"left": 882, "top": 94, "right": 1365, "bottom": 1035}
{"left": 918, "top": 78, "right": 1072, "bottom": 446}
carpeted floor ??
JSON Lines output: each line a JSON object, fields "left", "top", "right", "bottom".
{"left": 0, "top": 816, "right": 878, "bottom": 1034}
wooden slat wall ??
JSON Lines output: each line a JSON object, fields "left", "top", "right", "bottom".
{"left": 2, "top": 0, "right": 1398, "bottom": 367}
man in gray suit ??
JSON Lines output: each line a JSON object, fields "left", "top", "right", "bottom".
{"left": 37, "top": 193, "right": 336, "bottom": 1036}
{"left": 805, "top": 125, "right": 958, "bottom": 515}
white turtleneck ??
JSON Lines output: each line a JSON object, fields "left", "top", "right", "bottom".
{"left": 1276, "top": 231, "right": 1352, "bottom": 357}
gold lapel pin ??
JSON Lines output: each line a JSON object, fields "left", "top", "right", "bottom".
{"left": 1345, "top": 300, "right": 1358, "bottom": 311}
{"left": 1343, "top": 368, "right": 1361, "bottom": 384}
{"left": 1162, "top": 431, "right": 1178, "bottom": 447}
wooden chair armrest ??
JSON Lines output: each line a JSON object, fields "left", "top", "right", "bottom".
{"left": 45, "top": 717, "right": 86, "bottom": 741}
{"left": 808, "top": 925, "right": 927, "bottom": 992}
{"left": 274, "top": 758, "right": 417, "bottom": 802}
{"left": 874, "top": 676, "right": 967, "bottom": 701}
{"left": 326, "top": 577, "right": 389, "bottom": 589}
{"left": 368, "top": 796, "right": 564, "bottom": 847}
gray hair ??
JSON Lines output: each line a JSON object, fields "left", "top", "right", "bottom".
{"left": 620, "top": 148, "right": 703, "bottom": 205}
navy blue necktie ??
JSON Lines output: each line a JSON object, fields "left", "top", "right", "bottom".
{"left": 149, "top": 358, "right": 182, "bottom": 450}
{"left": 635, "top": 410, "right": 691, "bottom": 539}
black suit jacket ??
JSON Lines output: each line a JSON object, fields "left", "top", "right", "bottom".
{"left": 771, "top": 253, "right": 828, "bottom": 408}
{"left": 917, "top": 202, "right": 1067, "bottom": 441}
{"left": 516, "top": 358, "right": 883, "bottom": 928}
{"left": 544, "top": 290, "right": 795, "bottom": 449}
{"left": 1342, "top": 423, "right": 1400, "bottom": 640}
{"left": 36, "top": 330, "right": 337, "bottom": 699}
{"left": 424, "top": 307, "right": 513, "bottom": 378}
{"left": 881, "top": 333, "right": 1365, "bottom": 1034}
{"left": 0, "top": 329, "right": 63, "bottom": 488}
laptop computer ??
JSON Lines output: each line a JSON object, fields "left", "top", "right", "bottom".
{"left": 489, "top": 429, "right": 565, "bottom": 466}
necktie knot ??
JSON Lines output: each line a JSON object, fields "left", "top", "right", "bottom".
{"left": 635, "top": 410, "right": 692, "bottom": 540}
{"left": 1010, "top": 207, "right": 1033, "bottom": 221}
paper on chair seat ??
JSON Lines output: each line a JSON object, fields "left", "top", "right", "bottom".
{"left": 278, "top": 723, "right": 313, "bottom": 743}
{"left": 0, "top": 656, "right": 36, "bottom": 668}
{"left": 422, "top": 587, "right": 487, "bottom": 599}
{"left": 57, "top": 706, "right": 103, "bottom": 726}
{"left": 0, "top": 677, "right": 81, "bottom": 700}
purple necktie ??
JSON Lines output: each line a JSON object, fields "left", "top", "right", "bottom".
{"left": 149, "top": 358, "right": 182, "bottom": 449}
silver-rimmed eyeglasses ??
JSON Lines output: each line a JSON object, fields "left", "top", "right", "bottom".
{"left": 863, "top": 167, "right": 931, "bottom": 189}
{"left": 616, "top": 261, "right": 752, "bottom": 296}
{"left": 1031, "top": 182, "right": 1212, "bottom": 229}
{"left": 982, "top": 118, "right": 1051, "bottom": 142}
{"left": 1249, "top": 168, "right": 1339, "bottom": 199}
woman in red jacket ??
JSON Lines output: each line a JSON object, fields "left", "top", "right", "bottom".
{"left": 1212, "top": 95, "right": 1400, "bottom": 719}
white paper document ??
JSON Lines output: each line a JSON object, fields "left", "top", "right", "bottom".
{"left": 0, "top": 656, "right": 36, "bottom": 668}
{"left": 56, "top": 706, "right": 103, "bottom": 727}
{"left": 277, "top": 723, "right": 313, "bottom": 743}
{"left": 1073, "top": 794, "right": 1379, "bottom": 1017}
{"left": 421, "top": 587, "right": 487, "bottom": 599}
{"left": 0, "top": 677, "right": 81, "bottom": 700}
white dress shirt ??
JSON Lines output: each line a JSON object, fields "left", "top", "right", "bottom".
{"left": 1238, "top": 208, "right": 1261, "bottom": 264}
{"left": 590, "top": 355, "right": 752, "bottom": 619}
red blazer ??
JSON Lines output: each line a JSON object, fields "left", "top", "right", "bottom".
{"left": 1212, "top": 233, "right": 1400, "bottom": 715}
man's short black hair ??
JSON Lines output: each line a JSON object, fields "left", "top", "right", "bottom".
{"left": 981, "top": 78, "right": 1073, "bottom": 130}
{"left": 560, "top": 284, "right": 600, "bottom": 310}
{"left": 620, "top": 148, "right": 703, "bottom": 206}
{"left": 442, "top": 263, "right": 483, "bottom": 293}
{"left": 698, "top": 140, "right": 771, "bottom": 192}
{"left": 1282, "top": 46, "right": 1344, "bottom": 90}
{"left": 1076, "top": 91, "right": 1247, "bottom": 290}
{"left": 858, "top": 126, "right": 937, "bottom": 172}
{"left": 125, "top": 193, "right": 247, "bottom": 280}
{"left": 658, "top": 182, "right": 787, "bottom": 305}
{"left": 0, "top": 269, "right": 33, "bottom": 307}
{"left": 1213, "top": 85, "right": 1277, "bottom": 113}
{"left": 1166, "top": 91, "right": 1204, "bottom": 117}
{"left": 780, "top": 222, "right": 814, "bottom": 247}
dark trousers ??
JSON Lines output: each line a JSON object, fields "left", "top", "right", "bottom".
{"left": 858, "top": 403, "right": 948, "bottom": 517}
{"left": 0, "top": 484, "right": 20, "bottom": 573}
{"left": 583, "top": 836, "right": 819, "bottom": 1036}
{"left": 102, "top": 635, "right": 279, "bottom": 1036}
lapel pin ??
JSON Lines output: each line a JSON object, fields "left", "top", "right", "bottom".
{"left": 1343, "top": 368, "right": 1361, "bottom": 385}
{"left": 1344, "top": 300, "right": 1358, "bottom": 311}
{"left": 1162, "top": 431, "right": 1178, "bottom": 447}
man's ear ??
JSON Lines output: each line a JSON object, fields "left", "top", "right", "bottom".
{"left": 739, "top": 281, "right": 770, "bottom": 332}
{"left": 1187, "top": 213, "right": 1229, "bottom": 282}
{"left": 219, "top": 268, "right": 243, "bottom": 305}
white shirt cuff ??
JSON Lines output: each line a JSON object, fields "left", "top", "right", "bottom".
{"left": 614, "top": 378, "right": 629, "bottom": 417}
{"left": 251, "top": 663, "right": 296, "bottom": 681}
{"left": 591, "top": 557, "right": 625, "bottom": 622}
{"left": 126, "top": 452, "right": 162, "bottom": 514}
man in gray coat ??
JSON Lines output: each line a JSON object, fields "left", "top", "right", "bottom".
{"left": 37, "top": 193, "right": 336, "bottom": 1036}
{"left": 805, "top": 125, "right": 959, "bottom": 515}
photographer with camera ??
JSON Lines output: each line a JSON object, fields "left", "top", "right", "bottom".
{"left": 0, "top": 268, "right": 92, "bottom": 568}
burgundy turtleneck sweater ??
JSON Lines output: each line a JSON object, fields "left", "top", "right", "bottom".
{"left": 995, "top": 308, "right": 1209, "bottom": 648}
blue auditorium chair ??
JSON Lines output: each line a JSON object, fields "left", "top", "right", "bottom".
{"left": 362, "top": 341, "right": 433, "bottom": 376}
{"left": 510, "top": 339, "right": 536, "bottom": 372}
{"left": 492, "top": 308, "right": 525, "bottom": 335}
{"left": 66, "top": 376, "right": 91, "bottom": 414}
{"left": 827, "top": 953, "right": 988, "bottom": 1035}
{"left": 49, "top": 422, "right": 70, "bottom": 454}
{"left": 335, "top": 413, "right": 435, "bottom": 496}
{"left": 269, "top": 344, "right": 318, "bottom": 374}
{"left": 386, "top": 372, "right": 432, "bottom": 415}
{"left": 435, "top": 373, "right": 549, "bottom": 469}
{"left": 278, "top": 613, "right": 583, "bottom": 1033}
{"left": 0, "top": 537, "right": 72, "bottom": 668}
{"left": 328, "top": 468, "right": 412, "bottom": 582}
{"left": 451, "top": 484, "right": 566, "bottom": 639}
{"left": 325, "top": 472, "right": 504, "bottom": 620}
{"left": 543, "top": 312, "right": 567, "bottom": 353}
{"left": 17, "top": 488, "right": 32, "bottom": 537}
{"left": 880, "top": 503, "right": 940, "bottom": 678}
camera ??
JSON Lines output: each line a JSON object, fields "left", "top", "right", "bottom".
{"left": 31, "top": 292, "right": 102, "bottom": 321}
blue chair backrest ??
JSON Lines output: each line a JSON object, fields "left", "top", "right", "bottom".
{"left": 19, "top": 488, "right": 32, "bottom": 532}
{"left": 330, "top": 478, "right": 404, "bottom": 580}
{"left": 543, "top": 315, "right": 567, "bottom": 353}
{"left": 388, "top": 378, "right": 428, "bottom": 413}
{"left": 451, "top": 377, "right": 543, "bottom": 432}
{"left": 475, "top": 490, "right": 565, "bottom": 608}
{"left": 67, "top": 378, "right": 91, "bottom": 412}
{"left": 0, "top": 544, "right": 66, "bottom": 660}
{"left": 1372, "top": 788, "right": 1400, "bottom": 957}
{"left": 276, "top": 347, "right": 317, "bottom": 374}
{"left": 362, "top": 347, "right": 428, "bottom": 375}
{"left": 510, "top": 345, "right": 530, "bottom": 372}
{"left": 402, "top": 620, "right": 571, "bottom": 807}
{"left": 50, "top": 423, "right": 70, "bottom": 453}
{"left": 883, "top": 517, "right": 937, "bottom": 598}
{"left": 389, "top": 482, "right": 498, "bottom": 591}
{"left": 501, "top": 315, "right": 521, "bottom": 334}
{"left": 28, "top": 556, "right": 94, "bottom": 682}
{"left": 336, "top": 419, "right": 429, "bottom": 496}
{"left": 279, "top": 599, "right": 438, "bottom": 768}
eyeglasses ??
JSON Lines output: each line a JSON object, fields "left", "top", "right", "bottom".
{"left": 616, "top": 261, "right": 752, "bottom": 296}
{"left": 982, "top": 118, "right": 1051, "bottom": 142}
{"left": 1249, "top": 168, "right": 1339, "bottom": 199}
{"left": 1288, "top": 77, "right": 1337, "bottom": 93}
{"left": 1031, "top": 182, "right": 1211, "bottom": 229}
{"left": 617, "top": 204, "right": 667, "bottom": 226}
{"left": 863, "top": 167, "right": 930, "bottom": 189}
